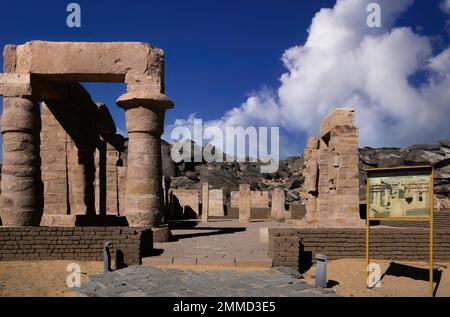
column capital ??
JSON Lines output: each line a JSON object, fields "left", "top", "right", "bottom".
{"left": 0, "top": 73, "right": 33, "bottom": 98}
{"left": 116, "top": 91, "right": 174, "bottom": 110}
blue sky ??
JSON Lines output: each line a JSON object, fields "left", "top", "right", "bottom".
{"left": 1, "top": 0, "right": 450, "bottom": 160}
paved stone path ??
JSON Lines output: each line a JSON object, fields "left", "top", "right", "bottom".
{"left": 143, "top": 219, "right": 291, "bottom": 268}
{"left": 74, "top": 266, "right": 338, "bottom": 297}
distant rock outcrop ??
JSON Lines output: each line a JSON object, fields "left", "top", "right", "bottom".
{"left": 359, "top": 141, "right": 450, "bottom": 207}
{"left": 161, "top": 139, "right": 450, "bottom": 207}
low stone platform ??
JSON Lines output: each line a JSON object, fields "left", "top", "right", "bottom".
{"left": 74, "top": 266, "right": 338, "bottom": 297}
{"left": 143, "top": 220, "right": 291, "bottom": 268}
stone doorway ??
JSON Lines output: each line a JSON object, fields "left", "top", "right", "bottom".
{"left": 0, "top": 41, "right": 174, "bottom": 228}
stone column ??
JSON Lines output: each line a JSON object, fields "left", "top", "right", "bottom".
{"left": 239, "top": 184, "right": 251, "bottom": 223}
{"left": 201, "top": 182, "right": 209, "bottom": 222}
{"left": 117, "top": 91, "right": 173, "bottom": 227}
{"left": 69, "top": 145, "right": 96, "bottom": 216}
{"left": 271, "top": 188, "right": 287, "bottom": 219}
{"left": 0, "top": 74, "right": 42, "bottom": 226}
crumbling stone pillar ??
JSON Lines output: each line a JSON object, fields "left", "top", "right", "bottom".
{"left": 271, "top": 188, "right": 289, "bottom": 219}
{"left": 239, "top": 184, "right": 251, "bottom": 223}
{"left": 0, "top": 74, "right": 42, "bottom": 226}
{"left": 303, "top": 137, "right": 319, "bottom": 218}
{"left": 201, "top": 182, "right": 209, "bottom": 222}
{"left": 301, "top": 108, "right": 362, "bottom": 227}
{"left": 117, "top": 91, "right": 173, "bottom": 227}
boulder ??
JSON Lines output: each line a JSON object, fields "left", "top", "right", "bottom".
{"left": 404, "top": 150, "right": 446, "bottom": 165}
{"left": 199, "top": 168, "right": 239, "bottom": 192}
{"left": 185, "top": 171, "right": 199, "bottom": 181}
{"left": 407, "top": 144, "right": 442, "bottom": 151}
{"left": 438, "top": 139, "right": 450, "bottom": 148}
{"left": 285, "top": 177, "right": 304, "bottom": 190}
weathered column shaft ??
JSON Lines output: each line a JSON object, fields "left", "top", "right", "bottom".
{"left": 117, "top": 74, "right": 174, "bottom": 227}
{"left": 124, "top": 106, "right": 165, "bottom": 227}
{"left": 0, "top": 96, "right": 42, "bottom": 226}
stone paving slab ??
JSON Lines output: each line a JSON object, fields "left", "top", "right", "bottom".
{"left": 143, "top": 220, "right": 292, "bottom": 269}
{"left": 74, "top": 266, "right": 338, "bottom": 297}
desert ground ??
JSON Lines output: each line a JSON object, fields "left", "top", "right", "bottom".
{"left": 0, "top": 259, "right": 448, "bottom": 297}
{"left": 303, "top": 259, "right": 450, "bottom": 297}
{"left": 0, "top": 261, "right": 103, "bottom": 297}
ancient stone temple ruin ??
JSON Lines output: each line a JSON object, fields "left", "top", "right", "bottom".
{"left": 0, "top": 41, "right": 173, "bottom": 228}
{"left": 300, "top": 108, "right": 362, "bottom": 227}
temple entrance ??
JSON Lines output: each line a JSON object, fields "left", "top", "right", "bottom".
{"left": 0, "top": 41, "right": 173, "bottom": 228}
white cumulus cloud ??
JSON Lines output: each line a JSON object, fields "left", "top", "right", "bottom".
{"left": 166, "top": 0, "right": 450, "bottom": 157}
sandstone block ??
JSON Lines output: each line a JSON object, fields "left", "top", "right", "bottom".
{"left": 209, "top": 189, "right": 224, "bottom": 216}
{"left": 3, "top": 45, "right": 17, "bottom": 73}
{"left": 0, "top": 74, "right": 32, "bottom": 97}
{"left": 14, "top": 41, "right": 163, "bottom": 83}
{"left": 320, "top": 108, "right": 355, "bottom": 137}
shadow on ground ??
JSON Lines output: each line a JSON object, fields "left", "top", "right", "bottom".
{"left": 381, "top": 261, "right": 442, "bottom": 297}
{"left": 166, "top": 220, "right": 247, "bottom": 241}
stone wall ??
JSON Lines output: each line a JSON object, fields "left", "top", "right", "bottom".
{"left": 0, "top": 227, "right": 151, "bottom": 267}
{"left": 231, "top": 190, "right": 270, "bottom": 208}
{"left": 379, "top": 209, "right": 450, "bottom": 229}
{"left": 268, "top": 227, "right": 450, "bottom": 270}
{"left": 251, "top": 191, "right": 270, "bottom": 208}
{"left": 208, "top": 189, "right": 224, "bottom": 216}
{"left": 230, "top": 191, "right": 239, "bottom": 208}
{"left": 170, "top": 188, "right": 199, "bottom": 218}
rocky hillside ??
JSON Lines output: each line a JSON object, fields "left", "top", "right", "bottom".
{"left": 161, "top": 139, "right": 450, "bottom": 207}
{"left": 161, "top": 140, "right": 304, "bottom": 203}
{"left": 359, "top": 141, "right": 450, "bottom": 207}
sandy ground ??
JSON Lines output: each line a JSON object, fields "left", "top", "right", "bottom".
{"left": 0, "top": 261, "right": 103, "bottom": 297}
{"left": 303, "top": 259, "right": 450, "bottom": 297}
{"left": 1, "top": 259, "right": 449, "bottom": 297}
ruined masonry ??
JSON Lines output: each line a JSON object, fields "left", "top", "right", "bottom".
{"left": 300, "top": 108, "right": 363, "bottom": 227}
{"left": 0, "top": 41, "right": 174, "bottom": 228}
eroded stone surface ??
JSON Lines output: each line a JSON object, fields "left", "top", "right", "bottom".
{"left": 0, "top": 96, "right": 41, "bottom": 226}
{"left": 271, "top": 188, "right": 289, "bottom": 220}
{"left": 301, "top": 108, "right": 362, "bottom": 227}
